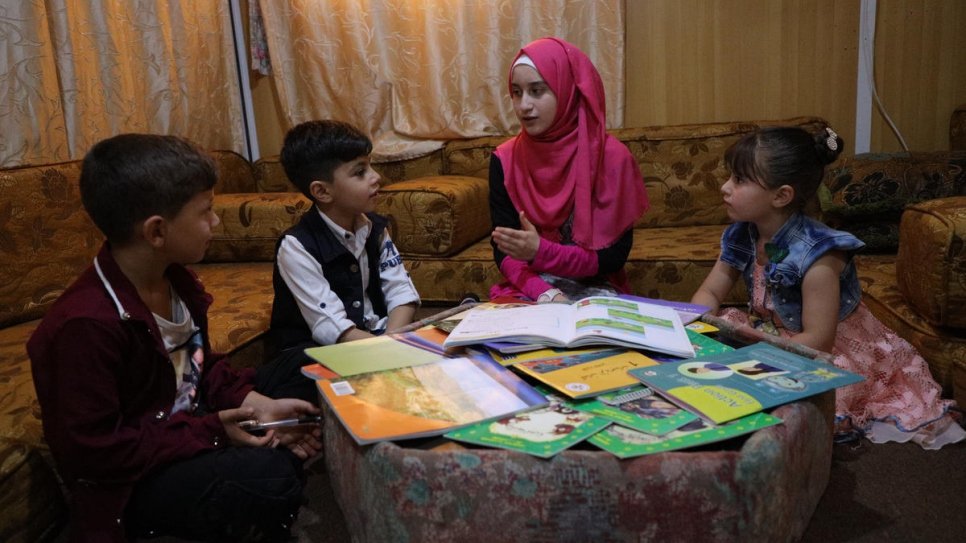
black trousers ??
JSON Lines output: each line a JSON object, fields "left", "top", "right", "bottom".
{"left": 126, "top": 446, "right": 305, "bottom": 542}
{"left": 125, "top": 352, "right": 321, "bottom": 542}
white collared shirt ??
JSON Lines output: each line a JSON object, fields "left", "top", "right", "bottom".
{"left": 276, "top": 208, "right": 420, "bottom": 345}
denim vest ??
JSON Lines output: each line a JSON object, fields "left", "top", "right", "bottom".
{"left": 719, "top": 213, "right": 865, "bottom": 333}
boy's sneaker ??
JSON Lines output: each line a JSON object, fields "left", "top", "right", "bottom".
{"left": 458, "top": 293, "right": 480, "bottom": 306}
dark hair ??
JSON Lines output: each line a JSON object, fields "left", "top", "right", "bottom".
{"left": 724, "top": 126, "right": 844, "bottom": 209}
{"left": 79, "top": 134, "right": 217, "bottom": 243}
{"left": 280, "top": 120, "right": 373, "bottom": 199}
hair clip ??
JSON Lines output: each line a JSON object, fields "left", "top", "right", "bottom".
{"left": 825, "top": 127, "right": 839, "bottom": 151}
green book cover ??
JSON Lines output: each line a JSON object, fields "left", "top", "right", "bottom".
{"left": 444, "top": 392, "right": 611, "bottom": 458}
{"left": 573, "top": 386, "right": 699, "bottom": 436}
{"left": 589, "top": 412, "right": 782, "bottom": 459}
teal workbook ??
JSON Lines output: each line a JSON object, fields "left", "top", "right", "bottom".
{"left": 589, "top": 412, "right": 782, "bottom": 458}
{"left": 629, "top": 342, "right": 863, "bottom": 424}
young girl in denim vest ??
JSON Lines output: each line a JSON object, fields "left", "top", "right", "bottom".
{"left": 692, "top": 126, "right": 964, "bottom": 449}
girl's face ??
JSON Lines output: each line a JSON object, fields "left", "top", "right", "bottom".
{"left": 720, "top": 173, "right": 779, "bottom": 224}
{"left": 510, "top": 65, "right": 558, "bottom": 136}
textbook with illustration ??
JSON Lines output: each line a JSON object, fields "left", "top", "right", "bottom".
{"left": 511, "top": 349, "right": 658, "bottom": 399}
{"left": 442, "top": 296, "right": 695, "bottom": 359}
{"left": 589, "top": 411, "right": 782, "bottom": 459}
{"left": 629, "top": 342, "right": 864, "bottom": 424}
{"left": 444, "top": 390, "right": 611, "bottom": 458}
{"left": 317, "top": 356, "right": 547, "bottom": 445}
{"left": 573, "top": 386, "right": 700, "bottom": 436}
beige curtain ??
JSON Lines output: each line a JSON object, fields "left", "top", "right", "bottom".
{"left": 0, "top": 1, "right": 245, "bottom": 168}
{"left": 258, "top": 0, "right": 625, "bottom": 161}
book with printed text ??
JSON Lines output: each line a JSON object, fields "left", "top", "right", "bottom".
{"left": 510, "top": 349, "right": 659, "bottom": 399}
{"left": 303, "top": 327, "right": 456, "bottom": 378}
{"left": 316, "top": 356, "right": 547, "bottom": 445}
{"left": 629, "top": 342, "right": 864, "bottom": 424}
{"left": 442, "top": 296, "right": 695, "bottom": 358}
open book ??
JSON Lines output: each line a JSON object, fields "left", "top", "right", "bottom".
{"left": 442, "top": 296, "right": 695, "bottom": 359}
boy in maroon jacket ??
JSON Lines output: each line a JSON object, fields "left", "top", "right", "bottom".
{"left": 28, "top": 134, "right": 321, "bottom": 542}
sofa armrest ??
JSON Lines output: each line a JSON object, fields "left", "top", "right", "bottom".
{"left": 205, "top": 192, "right": 311, "bottom": 262}
{"left": 896, "top": 196, "right": 966, "bottom": 330}
{"left": 377, "top": 175, "right": 490, "bottom": 257}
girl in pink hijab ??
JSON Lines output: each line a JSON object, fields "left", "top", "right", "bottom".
{"left": 489, "top": 37, "right": 649, "bottom": 302}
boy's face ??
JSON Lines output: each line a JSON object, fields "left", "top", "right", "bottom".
{"left": 319, "top": 156, "right": 381, "bottom": 218}
{"left": 163, "top": 189, "right": 219, "bottom": 264}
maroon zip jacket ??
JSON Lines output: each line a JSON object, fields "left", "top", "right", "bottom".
{"left": 28, "top": 243, "right": 255, "bottom": 542}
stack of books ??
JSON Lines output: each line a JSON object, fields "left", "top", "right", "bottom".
{"left": 302, "top": 296, "right": 863, "bottom": 458}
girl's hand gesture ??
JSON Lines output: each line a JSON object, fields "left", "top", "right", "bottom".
{"left": 492, "top": 211, "right": 541, "bottom": 262}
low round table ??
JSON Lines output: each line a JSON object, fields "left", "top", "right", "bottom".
{"left": 321, "top": 392, "right": 833, "bottom": 543}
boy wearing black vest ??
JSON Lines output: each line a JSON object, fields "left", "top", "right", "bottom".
{"left": 266, "top": 120, "right": 420, "bottom": 401}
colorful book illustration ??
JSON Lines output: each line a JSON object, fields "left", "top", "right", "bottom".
{"left": 616, "top": 294, "right": 710, "bottom": 325}
{"left": 589, "top": 412, "right": 782, "bottom": 458}
{"left": 629, "top": 342, "right": 864, "bottom": 424}
{"left": 510, "top": 349, "right": 658, "bottom": 399}
{"left": 485, "top": 345, "right": 620, "bottom": 367}
{"left": 647, "top": 329, "right": 735, "bottom": 363}
{"left": 317, "top": 356, "right": 548, "bottom": 445}
{"left": 442, "top": 296, "right": 695, "bottom": 359}
{"left": 573, "top": 386, "right": 700, "bottom": 436}
{"left": 444, "top": 392, "right": 611, "bottom": 458}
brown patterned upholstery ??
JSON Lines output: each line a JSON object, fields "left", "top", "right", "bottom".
{"left": 377, "top": 176, "right": 490, "bottom": 257}
{"left": 856, "top": 255, "right": 966, "bottom": 404}
{"left": 206, "top": 192, "right": 311, "bottom": 262}
{"left": 0, "top": 161, "right": 101, "bottom": 328}
{"left": 896, "top": 197, "right": 966, "bottom": 330}
{"left": 210, "top": 149, "right": 259, "bottom": 194}
{"left": 820, "top": 152, "right": 966, "bottom": 252}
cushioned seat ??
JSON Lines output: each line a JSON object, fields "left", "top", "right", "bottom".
{"left": 321, "top": 394, "right": 833, "bottom": 543}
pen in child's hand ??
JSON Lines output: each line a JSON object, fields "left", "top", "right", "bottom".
{"left": 238, "top": 415, "right": 322, "bottom": 434}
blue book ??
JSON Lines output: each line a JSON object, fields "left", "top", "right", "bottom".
{"left": 628, "top": 342, "right": 864, "bottom": 424}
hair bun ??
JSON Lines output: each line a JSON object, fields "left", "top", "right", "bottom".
{"left": 815, "top": 126, "right": 844, "bottom": 164}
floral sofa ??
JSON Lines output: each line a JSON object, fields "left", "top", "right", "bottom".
{"left": 2, "top": 111, "right": 964, "bottom": 541}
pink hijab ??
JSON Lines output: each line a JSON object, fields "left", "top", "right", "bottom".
{"left": 494, "top": 37, "right": 649, "bottom": 250}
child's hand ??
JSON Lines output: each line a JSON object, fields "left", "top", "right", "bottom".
{"left": 241, "top": 393, "right": 323, "bottom": 460}
{"left": 492, "top": 212, "right": 541, "bottom": 262}
{"left": 219, "top": 406, "right": 275, "bottom": 448}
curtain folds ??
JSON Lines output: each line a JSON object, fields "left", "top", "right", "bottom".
{"left": 258, "top": 0, "right": 625, "bottom": 161}
{"left": 0, "top": 1, "right": 245, "bottom": 168}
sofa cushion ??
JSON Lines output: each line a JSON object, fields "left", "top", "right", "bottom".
{"left": 0, "top": 161, "right": 101, "bottom": 328}
{"left": 820, "top": 152, "right": 966, "bottom": 252}
{"left": 377, "top": 175, "right": 490, "bottom": 257}
{"left": 206, "top": 192, "right": 310, "bottom": 262}
{"left": 189, "top": 262, "right": 275, "bottom": 356}
{"left": 896, "top": 197, "right": 966, "bottom": 330}
{"left": 857, "top": 255, "right": 966, "bottom": 401}
{"left": 210, "top": 150, "right": 259, "bottom": 194}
